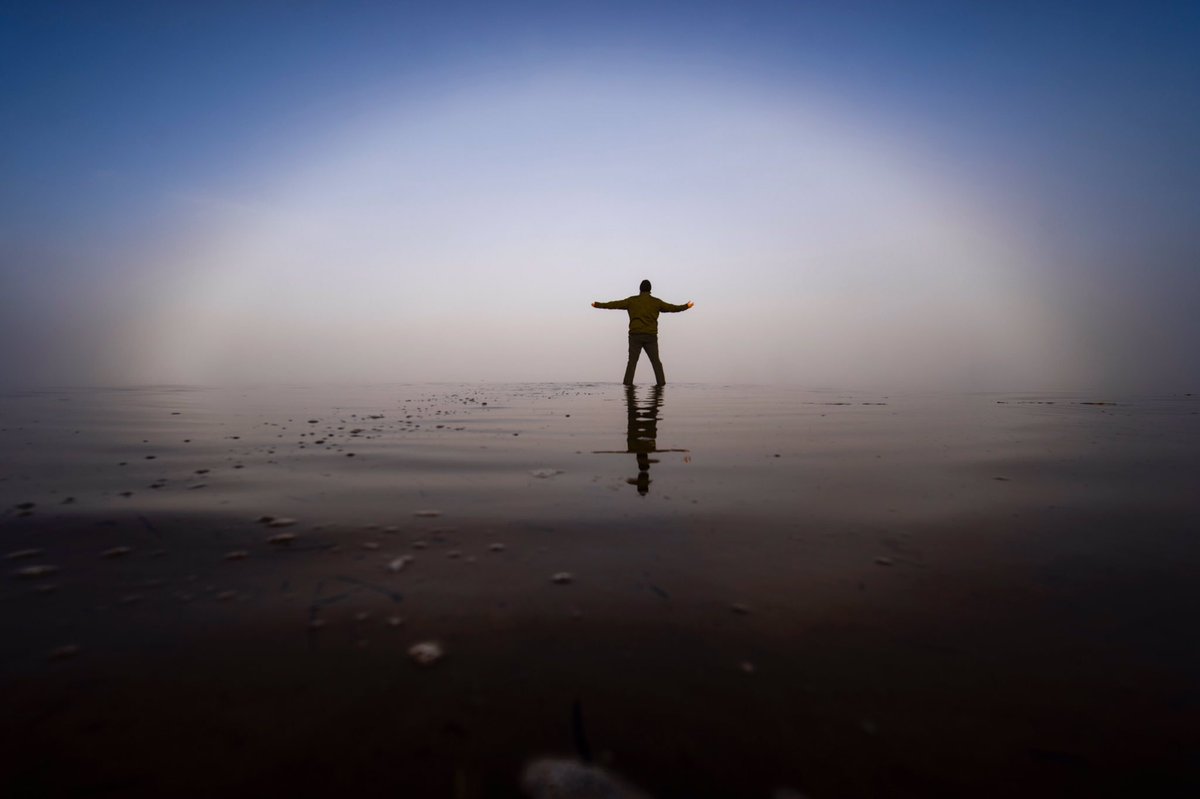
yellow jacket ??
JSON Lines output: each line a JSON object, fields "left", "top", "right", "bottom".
{"left": 595, "top": 292, "right": 690, "bottom": 334}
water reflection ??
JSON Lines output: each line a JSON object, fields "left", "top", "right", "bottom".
{"left": 595, "top": 385, "right": 687, "bottom": 495}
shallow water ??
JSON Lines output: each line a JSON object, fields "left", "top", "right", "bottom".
{"left": 2, "top": 383, "right": 1198, "bottom": 797}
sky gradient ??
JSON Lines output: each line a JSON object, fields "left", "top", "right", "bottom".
{"left": 3, "top": 1, "right": 1198, "bottom": 390}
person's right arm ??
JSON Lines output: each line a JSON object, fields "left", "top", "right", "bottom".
{"left": 592, "top": 298, "right": 630, "bottom": 309}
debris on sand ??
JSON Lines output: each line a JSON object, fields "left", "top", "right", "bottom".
{"left": 266, "top": 517, "right": 297, "bottom": 528}
{"left": 551, "top": 572, "right": 574, "bottom": 584}
{"left": 407, "top": 640, "right": 444, "bottom": 666}
{"left": 387, "top": 556, "right": 413, "bottom": 573}
{"left": 13, "top": 564, "right": 60, "bottom": 579}
{"left": 530, "top": 468, "right": 565, "bottom": 478}
{"left": 102, "top": 546, "right": 133, "bottom": 559}
{"left": 6, "top": 549, "right": 44, "bottom": 560}
{"left": 414, "top": 509, "right": 441, "bottom": 518}
{"left": 224, "top": 550, "right": 249, "bottom": 561}
{"left": 267, "top": 532, "right": 297, "bottom": 545}
{"left": 522, "top": 758, "right": 650, "bottom": 799}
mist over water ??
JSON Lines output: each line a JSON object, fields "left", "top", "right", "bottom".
{"left": 5, "top": 65, "right": 1194, "bottom": 393}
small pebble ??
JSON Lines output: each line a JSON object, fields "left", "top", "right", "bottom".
{"left": 408, "top": 640, "right": 444, "bottom": 666}
{"left": 14, "top": 564, "right": 59, "bottom": 579}
{"left": 387, "top": 556, "right": 414, "bottom": 573}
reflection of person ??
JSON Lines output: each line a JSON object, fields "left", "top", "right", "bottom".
{"left": 593, "top": 385, "right": 687, "bottom": 496}
{"left": 592, "top": 279, "right": 693, "bottom": 385}
{"left": 626, "top": 384, "right": 663, "bottom": 495}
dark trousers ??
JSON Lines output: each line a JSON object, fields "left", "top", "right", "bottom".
{"left": 624, "top": 334, "right": 665, "bottom": 385}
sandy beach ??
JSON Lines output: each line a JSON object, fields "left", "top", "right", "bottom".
{"left": 2, "top": 383, "right": 1197, "bottom": 797}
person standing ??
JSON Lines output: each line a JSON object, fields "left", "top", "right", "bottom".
{"left": 592, "top": 280, "right": 694, "bottom": 385}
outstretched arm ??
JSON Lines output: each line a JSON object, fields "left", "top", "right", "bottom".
{"left": 659, "top": 300, "right": 695, "bottom": 312}
{"left": 592, "top": 299, "right": 631, "bottom": 309}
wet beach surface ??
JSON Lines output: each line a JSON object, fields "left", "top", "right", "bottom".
{"left": 2, "top": 383, "right": 1198, "bottom": 797}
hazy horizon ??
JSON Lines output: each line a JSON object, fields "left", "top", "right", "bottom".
{"left": 3, "top": 2, "right": 1198, "bottom": 393}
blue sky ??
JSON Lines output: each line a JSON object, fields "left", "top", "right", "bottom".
{"left": 2, "top": 1, "right": 1198, "bottom": 389}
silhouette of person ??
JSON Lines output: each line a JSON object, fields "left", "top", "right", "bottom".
{"left": 592, "top": 280, "right": 693, "bottom": 385}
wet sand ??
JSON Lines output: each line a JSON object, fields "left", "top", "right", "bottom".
{"left": 2, "top": 384, "right": 1198, "bottom": 797}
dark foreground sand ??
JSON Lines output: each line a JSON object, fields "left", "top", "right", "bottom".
{"left": 1, "top": 384, "right": 1197, "bottom": 797}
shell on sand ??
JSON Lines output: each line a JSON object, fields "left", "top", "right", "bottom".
{"left": 407, "top": 641, "right": 444, "bottom": 666}
{"left": 521, "top": 758, "right": 650, "bottom": 799}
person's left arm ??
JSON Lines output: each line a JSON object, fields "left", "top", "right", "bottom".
{"left": 659, "top": 299, "right": 695, "bottom": 312}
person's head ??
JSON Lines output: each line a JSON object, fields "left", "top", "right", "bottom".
{"left": 639, "top": 279, "right": 652, "bottom": 293}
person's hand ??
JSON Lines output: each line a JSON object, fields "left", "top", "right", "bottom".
{"left": 591, "top": 301, "right": 599, "bottom": 308}
{"left": 686, "top": 301, "right": 695, "bottom": 309}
